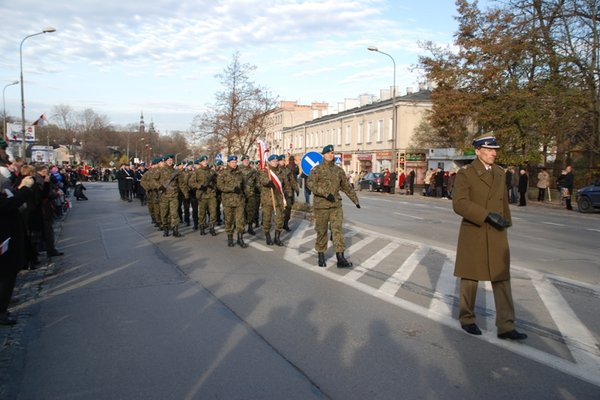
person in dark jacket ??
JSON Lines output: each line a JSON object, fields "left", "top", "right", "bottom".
{"left": 563, "top": 166, "right": 574, "bottom": 210}
{"left": 0, "top": 175, "right": 34, "bottom": 325}
{"left": 518, "top": 168, "right": 529, "bottom": 206}
{"left": 74, "top": 182, "right": 88, "bottom": 200}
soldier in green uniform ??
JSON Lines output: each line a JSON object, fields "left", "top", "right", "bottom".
{"left": 157, "top": 154, "right": 187, "bottom": 237}
{"left": 239, "top": 155, "right": 258, "bottom": 235}
{"left": 307, "top": 144, "right": 360, "bottom": 268}
{"left": 216, "top": 155, "right": 247, "bottom": 248}
{"left": 140, "top": 158, "right": 159, "bottom": 227}
{"left": 278, "top": 155, "right": 299, "bottom": 231}
{"left": 214, "top": 159, "right": 224, "bottom": 225}
{"left": 148, "top": 157, "right": 165, "bottom": 229}
{"left": 188, "top": 155, "right": 218, "bottom": 236}
{"left": 258, "top": 154, "right": 286, "bottom": 246}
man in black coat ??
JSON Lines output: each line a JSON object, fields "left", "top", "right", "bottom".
{"left": 563, "top": 165, "right": 574, "bottom": 210}
{"left": 0, "top": 175, "right": 34, "bottom": 325}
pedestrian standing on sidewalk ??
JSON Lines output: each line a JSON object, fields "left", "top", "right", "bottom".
{"left": 518, "top": 168, "right": 528, "bottom": 206}
{"left": 563, "top": 166, "right": 574, "bottom": 210}
{"left": 536, "top": 167, "right": 550, "bottom": 202}
{"left": 452, "top": 134, "right": 527, "bottom": 341}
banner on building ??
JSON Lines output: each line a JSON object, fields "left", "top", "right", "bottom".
{"left": 31, "top": 145, "right": 53, "bottom": 164}
{"left": 6, "top": 123, "right": 35, "bottom": 143}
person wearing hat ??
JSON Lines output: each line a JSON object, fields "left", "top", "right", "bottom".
{"left": 452, "top": 134, "right": 527, "bottom": 340}
{"left": 216, "top": 155, "right": 248, "bottom": 248}
{"left": 307, "top": 144, "right": 360, "bottom": 268}
{"left": 278, "top": 155, "right": 299, "bottom": 231}
{"left": 258, "top": 154, "right": 287, "bottom": 246}
{"left": 214, "top": 159, "right": 225, "bottom": 225}
{"left": 140, "top": 159, "right": 159, "bottom": 226}
{"left": 156, "top": 154, "right": 187, "bottom": 237}
{"left": 188, "top": 155, "right": 218, "bottom": 236}
{"left": 239, "top": 155, "right": 259, "bottom": 235}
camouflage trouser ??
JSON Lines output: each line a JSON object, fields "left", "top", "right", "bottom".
{"left": 314, "top": 207, "right": 345, "bottom": 252}
{"left": 160, "top": 195, "right": 180, "bottom": 228}
{"left": 245, "top": 195, "right": 258, "bottom": 225}
{"left": 283, "top": 195, "right": 294, "bottom": 224}
{"left": 147, "top": 190, "right": 158, "bottom": 222}
{"left": 223, "top": 205, "right": 245, "bottom": 234}
{"left": 198, "top": 196, "right": 218, "bottom": 228}
{"left": 261, "top": 202, "right": 283, "bottom": 232}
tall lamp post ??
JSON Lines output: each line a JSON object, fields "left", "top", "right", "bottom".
{"left": 3, "top": 80, "right": 19, "bottom": 141}
{"left": 368, "top": 46, "right": 397, "bottom": 174}
{"left": 20, "top": 27, "right": 56, "bottom": 159}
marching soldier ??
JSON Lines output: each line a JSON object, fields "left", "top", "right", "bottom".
{"left": 188, "top": 155, "right": 218, "bottom": 236}
{"left": 140, "top": 159, "right": 159, "bottom": 226}
{"left": 239, "top": 155, "right": 258, "bottom": 235}
{"left": 259, "top": 154, "right": 286, "bottom": 246}
{"left": 307, "top": 144, "right": 360, "bottom": 268}
{"left": 279, "top": 154, "right": 299, "bottom": 231}
{"left": 157, "top": 154, "right": 186, "bottom": 237}
{"left": 216, "top": 155, "right": 247, "bottom": 248}
{"left": 214, "top": 159, "right": 224, "bottom": 226}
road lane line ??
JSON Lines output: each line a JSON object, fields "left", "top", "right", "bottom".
{"left": 428, "top": 259, "right": 456, "bottom": 318}
{"left": 529, "top": 271, "right": 600, "bottom": 366}
{"left": 393, "top": 212, "right": 424, "bottom": 220}
{"left": 378, "top": 246, "right": 430, "bottom": 296}
{"left": 340, "top": 241, "right": 399, "bottom": 282}
{"left": 542, "top": 221, "right": 566, "bottom": 226}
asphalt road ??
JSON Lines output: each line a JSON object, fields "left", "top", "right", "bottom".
{"left": 1, "top": 182, "right": 598, "bottom": 399}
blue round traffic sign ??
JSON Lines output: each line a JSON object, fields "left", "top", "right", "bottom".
{"left": 301, "top": 151, "right": 323, "bottom": 175}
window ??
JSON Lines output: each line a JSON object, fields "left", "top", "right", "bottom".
{"left": 358, "top": 123, "right": 363, "bottom": 144}
{"left": 345, "top": 125, "right": 351, "bottom": 144}
{"left": 366, "top": 122, "right": 372, "bottom": 143}
{"left": 337, "top": 127, "right": 342, "bottom": 145}
{"left": 377, "top": 120, "right": 383, "bottom": 142}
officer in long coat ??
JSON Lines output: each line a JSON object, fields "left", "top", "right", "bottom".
{"left": 452, "top": 135, "right": 527, "bottom": 340}
{"left": 216, "top": 155, "right": 247, "bottom": 248}
{"left": 307, "top": 144, "right": 360, "bottom": 268}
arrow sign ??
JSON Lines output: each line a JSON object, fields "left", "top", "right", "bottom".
{"left": 301, "top": 151, "right": 323, "bottom": 175}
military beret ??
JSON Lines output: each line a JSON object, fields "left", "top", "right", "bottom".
{"left": 322, "top": 144, "right": 334, "bottom": 154}
{"left": 268, "top": 154, "right": 278, "bottom": 162}
{"left": 216, "top": 160, "right": 224, "bottom": 166}
{"left": 277, "top": 154, "right": 285, "bottom": 161}
{"left": 472, "top": 135, "right": 500, "bottom": 149}
{"left": 241, "top": 155, "right": 249, "bottom": 161}
{"left": 164, "top": 153, "right": 175, "bottom": 160}
{"left": 197, "top": 155, "right": 208, "bottom": 162}
{"left": 227, "top": 155, "right": 238, "bottom": 162}
{"left": 0, "top": 138, "right": 7, "bottom": 150}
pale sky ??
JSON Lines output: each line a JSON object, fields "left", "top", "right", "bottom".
{"left": 0, "top": 0, "right": 491, "bottom": 134}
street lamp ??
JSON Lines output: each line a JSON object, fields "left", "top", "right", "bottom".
{"left": 3, "top": 80, "right": 19, "bottom": 142}
{"left": 20, "top": 27, "right": 56, "bottom": 159}
{"left": 368, "top": 46, "right": 397, "bottom": 175}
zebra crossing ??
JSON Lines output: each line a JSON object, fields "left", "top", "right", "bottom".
{"left": 283, "top": 219, "right": 600, "bottom": 387}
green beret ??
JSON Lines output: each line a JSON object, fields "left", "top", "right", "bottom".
{"left": 322, "top": 144, "right": 334, "bottom": 154}
{"left": 277, "top": 154, "right": 285, "bottom": 161}
{"left": 199, "top": 155, "right": 208, "bottom": 162}
{"left": 241, "top": 155, "right": 249, "bottom": 161}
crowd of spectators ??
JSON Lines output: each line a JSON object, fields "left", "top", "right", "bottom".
{"left": 0, "top": 139, "right": 77, "bottom": 325}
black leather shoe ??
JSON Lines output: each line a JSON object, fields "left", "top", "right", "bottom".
{"left": 461, "top": 323, "right": 482, "bottom": 335}
{"left": 318, "top": 252, "right": 326, "bottom": 267}
{"left": 47, "top": 250, "right": 64, "bottom": 257}
{"left": 498, "top": 330, "right": 528, "bottom": 340}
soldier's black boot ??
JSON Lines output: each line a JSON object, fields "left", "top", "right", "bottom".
{"left": 274, "top": 231, "right": 284, "bottom": 247}
{"left": 318, "top": 252, "right": 326, "bottom": 267}
{"left": 237, "top": 233, "right": 248, "bottom": 248}
{"left": 336, "top": 252, "right": 352, "bottom": 268}
{"left": 173, "top": 226, "right": 181, "bottom": 237}
{"left": 283, "top": 221, "right": 291, "bottom": 232}
{"left": 199, "top": 225, "right": 206, "bottom": 236}
{"left": 227, "top": 234, "right": 235, "bottom": 247}
{"left": 163, "top": 227, "right": 170, "bottom": 237}
{"left": 209, "top": 224, "right": 217, "bottom": 236}
{"left": 265, "top": 232, "right": 273, "bottom": 246}
{"left": 247, "top": 223, "right": 255, "bottom": 235}
{"left": 193, "top": 222, "right": 198, "bottom": 231}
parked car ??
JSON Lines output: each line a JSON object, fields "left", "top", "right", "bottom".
{"left": 576, "top": 180, "right": 600, "bottom": 213}
{"left": 358, "top": 172, "right": 383, "bottom": 192}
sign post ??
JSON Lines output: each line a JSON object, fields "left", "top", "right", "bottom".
{"left": 301, "top": 151, "right": 323, "bottom": 176}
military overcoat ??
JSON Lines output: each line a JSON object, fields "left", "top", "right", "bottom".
{"left": 452, "top": 158, "right": 512, "bottom": 282}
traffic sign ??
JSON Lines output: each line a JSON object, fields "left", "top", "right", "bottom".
{"left": 215, "top": 153, "right": 223, "bottom": 161}
{"left": 335, "top": 154, "right": 342, "bottom": 165}
{"left": 301, "top": 151, "right": 323, "bottom": 175}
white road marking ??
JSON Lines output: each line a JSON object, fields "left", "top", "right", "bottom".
{"left": 542, "top": 221, "right": 566, "bottom": 226}
{"left": 377, "top": 246, "right": 430, "bottom": 296}
{"left": 393, "top": 212, "right": 424, "bottom": 220}
{"left": 341, "top": 241, "right": 399, "bottom": 282}
{"left": 428, "top": 259, "right": 456, "bottom": 318}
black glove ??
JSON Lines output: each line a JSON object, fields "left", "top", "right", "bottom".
{"left": 233, "top": 187, "right": 241, "bottom": 194}
{"left": 159, "top": 185, "right": 166, "bottom": 193}
{"left": 486, "top": 213, "right": 509, "bottom": 230}
{"left": 199, "top": 185, "right": 207, "bottom": 191}
{"left": 295, "top": 190, "right": 299, "bottom": 196}
{"left": 326, "top": 194, "right": 336, "bottom": 202}
{"left": 356, "top": 204, "right": 361, "bottom": 209}
{"left": 266, "top": 181, "right": 275, "bottom": 189}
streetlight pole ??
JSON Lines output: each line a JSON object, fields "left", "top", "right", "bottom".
{"left": 20, "top": 27, "right": 56, "bottom": 159}
{"left": 368, "top": 46, "right": 397, "bottom": 174}
{"left": 3, "top": 80, "right": 19, "bottom": 142}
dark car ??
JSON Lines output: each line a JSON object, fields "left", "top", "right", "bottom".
{"left": 358, "top": 172, "right": 383, "bottom": 192}
{"left": 576, "top": 180, "right": 600, "bottom": 213}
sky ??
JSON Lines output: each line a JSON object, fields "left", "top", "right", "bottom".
{"left": 0, "top": 0, "right": 489, "bottom": 134}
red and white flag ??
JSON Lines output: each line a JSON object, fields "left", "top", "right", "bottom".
{"left": 256, "top": 138, "right": 268, "bottom": 170}
{"left": 267, "top": 166, "right": 286, "bottom": 207}
{"left": 32, "top": 113, "right": 48, "bottom": 126}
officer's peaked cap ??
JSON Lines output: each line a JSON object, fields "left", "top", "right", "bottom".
{"left": 472, "top": 135, "right": 500, "bottom": 149}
